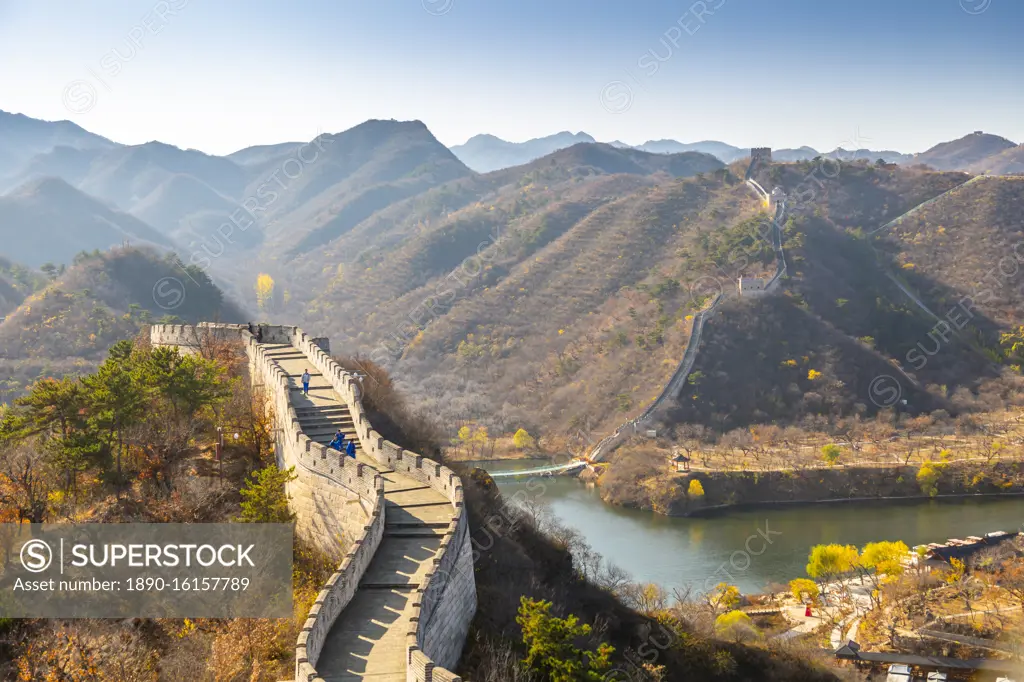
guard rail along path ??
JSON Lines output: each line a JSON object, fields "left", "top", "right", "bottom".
{"left": 150, "top": 323, "right": 477, "bottom": 682}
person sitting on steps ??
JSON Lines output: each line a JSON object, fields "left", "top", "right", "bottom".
{"left": 328, "top": 430, "right": 345, "bottom": 451}
{"left": 346, "top": 439, "right": 356, "bottom": 459}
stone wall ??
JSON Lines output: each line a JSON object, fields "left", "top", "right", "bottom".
{"left": 290, "top": 329, "right": 478, "bottom": 680}
{"left": 150, "top": 324, "right": 477, "bottom": 682}
{"left": 148, "top": 323, "right": 374, "bottom": 556}
{"left": 588, "top": 293, "right": 722, "bottom": 462}
{"left": 149, "top": 324, "right": 385, "bottom": 680}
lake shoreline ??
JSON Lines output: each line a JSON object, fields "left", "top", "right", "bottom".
{"left": 673, "top": 490, "right": 1024, "bottom": 518}
{"left": 595, "top": 459, "right": 1024, "bottom": 518}
{"left": 486, "top": 471, "right": 1024, "bottom": 595}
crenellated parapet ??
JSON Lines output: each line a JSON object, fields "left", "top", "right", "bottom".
{"left": 149, "top": 323, "right": 476, "bottom": 682}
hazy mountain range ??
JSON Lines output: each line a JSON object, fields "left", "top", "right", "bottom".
{"left": 2, "top": 106, "right": 1024, "bottom": 441}
{"left": 450, "top": 130, "right": 1024, "bottom": 173}
{"left": 0, "top": 105, "right": 1020, "bottom": 292}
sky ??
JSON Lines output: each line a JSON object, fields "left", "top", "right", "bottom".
{"left": 0, "top": 0, "right": 1021, "bottom": 156}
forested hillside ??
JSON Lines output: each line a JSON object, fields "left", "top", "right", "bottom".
{"left": 0, "top": 248, "right": 246, "bottom": 404}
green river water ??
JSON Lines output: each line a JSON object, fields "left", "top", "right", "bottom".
{"left": 470, "top": 458, "right": 1024, "bottom": 594}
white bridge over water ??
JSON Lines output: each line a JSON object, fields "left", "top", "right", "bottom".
{"left": 487, "top": 460, "right": 588, "bottom": 478}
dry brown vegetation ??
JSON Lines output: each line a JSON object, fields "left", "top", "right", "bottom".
{"left": 289, "top": 160, "right": 765, "bottom": 452}
{"left": 281, "top": 160, "right": 1024, "bottom": 466}
{"left": 844, "top": 537, "right": 1024, "bottom": 663}
{"left": 0, "top": 333, "right": 327, "bottom": 681}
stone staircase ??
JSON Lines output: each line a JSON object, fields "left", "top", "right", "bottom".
{"left": 260, "top": 343, "right": 455, "bottom": 681}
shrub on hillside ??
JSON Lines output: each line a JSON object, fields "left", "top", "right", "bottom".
{"left": 238, "top": 465, "right": 296, "bottom": 523}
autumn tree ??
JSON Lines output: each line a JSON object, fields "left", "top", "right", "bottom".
{"left": 789, "top": 578, "right": 819, "bottom": 603}
{"left": 0, "top": 443, "right": 54, "bottom": 542}
{"left": 255, "top": 273, "right": 275, "bottom": 311}
{"left": 513, "top": 428, "right": 536, "bottom": 451}
{"left": 687, "top": 479, "right": 705, "bottom": 498}
{"left": 916, "top": 460, "right": 944, "bottom": 497}
{"left": 806, "top": 544, "right": 859, "bottom": 592}
{"left": 994, "top": 558, "right": 1024, "bottom": 612}
{"left": 221, "top": 381, "right": 275, "bottom": 468}
{"left": 714, "top": 610, "right": 758, "bottom": 642}
{"left": 820, "top": 443, "right": 842, "bottom": 466}
{"left": 859, "top": 540, "right": 909, "bottom": 607}
{"left": 999, "top": 325, "right": 1024, "bottom": 368}
{"left": 209, "top": 618, "right": 290, "bottom": 681}
{"left": 705, "top": 582, "right": 740, "bottom": 615}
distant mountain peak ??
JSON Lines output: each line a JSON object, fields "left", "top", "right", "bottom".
{"left": 10, "top": 175, "right": 80, "bottom": 198}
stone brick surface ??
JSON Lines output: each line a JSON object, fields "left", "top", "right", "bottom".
{"left": 151, "top": 324, "right": 476, "bottom": 682}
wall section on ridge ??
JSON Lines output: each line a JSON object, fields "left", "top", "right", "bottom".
{"left": 150, "top": 323, "right": 477, "bottom": 682}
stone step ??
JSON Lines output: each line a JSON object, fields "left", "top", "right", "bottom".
{"left": 306, "top": 424, "right": 357, "bottom": 434}
{"left": 384, "top": 485, "right": 431, "bottom": 495}
{"left": 294, "top": 405, "right": 348, "bottom": 414}
{"left": 385, "top": 500, "right": 450, "bottom": 510}
{"left": 385, "top": 521, "right": 449, "bottom": 529}
{"left": 299, "top": 416, "right": 356, "bottom": 428}
{"left": 306, "top": 432, "right": 358, "bottom": 443}
{"left": 305, "top": 421, "right": 356, "bottom": 431}
{"left": 384, "top": 529, "right": 445, "bottom": 539}
{"left": 359, "top": 581, "right": 421, "bottom": 589}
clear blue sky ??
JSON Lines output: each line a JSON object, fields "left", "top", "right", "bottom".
{"left": 1, "top": 0, "right": 1020, "bottom": 155}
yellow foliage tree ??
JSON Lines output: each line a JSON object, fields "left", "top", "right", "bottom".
{"left": 789, "top": 578, "right": 819, "bottom": 603}
{"left": 917, "top": 460, "right": 945, "bottom": 497}
{"left": 512, "top": 428, "right": 536, "bottom": 450}
{"left": 806, "top": 543, "right": 858, "bottom": 582}
{"left": 860, "top": 540, "right": 909, "bottom": 607}
{"left": 714, "top": 610, "right": 758, "bottom": 642}
{"left": 255, "top": 273, "right": 275, "bottom": 311}
{"left": 687, "top": 478, "right": 705, "bottom": 497}
{"left": 706, "top": 582, "right": 740, "bottom": 614}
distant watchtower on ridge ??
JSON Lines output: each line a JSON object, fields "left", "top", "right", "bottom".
{"left": 750, "top": 147, "right": 772, "bottom": 166}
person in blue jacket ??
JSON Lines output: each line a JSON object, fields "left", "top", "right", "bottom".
{"left": 346, "top": 439, "right": 356, "bottom": 459}
{"left": 328, "top": 430, "right": 344, "bottom": 451}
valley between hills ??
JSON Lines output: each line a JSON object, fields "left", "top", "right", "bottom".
{"left": 5, "top": 108, "right": 1024, "bottom": 679}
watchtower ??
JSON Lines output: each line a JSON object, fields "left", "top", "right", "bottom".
{"left": 750, "top": 147, "right": 772, "bottom": 165}
{"left": 738, "top": 276, "right": 767, "bottom": 296}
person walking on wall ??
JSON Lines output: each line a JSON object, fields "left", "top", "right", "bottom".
{"left": 255, "top": 325, "right": 263, "bottom": 343}
{"left": 346, "top": 439, "right": 356, "bottom": 459}
{"left": 301, "top": 369, "right": 311, "bottom": 395}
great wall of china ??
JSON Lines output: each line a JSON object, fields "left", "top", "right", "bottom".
{"left": 588, "top": 153, "right": 786, "bottom": 461}
{"left": 148, "top": 153, "right": 795, "bottom": 675}
{"left": 151, "top": 323, "right": 476, "bottom": 682}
